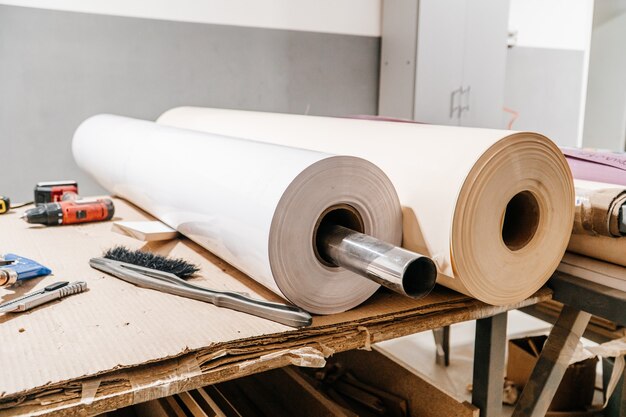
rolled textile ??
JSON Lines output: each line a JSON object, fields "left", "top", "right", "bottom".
{"left": 562, "top": 148, "right": 626, "bottom": 186}
{"left": 573, "top": 180, "right": 626, "bottom": 237}
{"left": 568, "top": 234, "right": 626, "bottom": 268}
{"left": 567, "top": 180, "right": 626, "bottom": 267}
{"left": 158, "top": 107, "right": 575, "bottom": 305}
{"left": 73, "top": 115, "right": 404, "bottom": 314}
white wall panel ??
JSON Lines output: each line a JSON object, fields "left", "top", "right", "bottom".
{"left": 508, "top": 0, "right": 594, "bottom": 50}
{"left": 0, "top": 0, "right": 382, "bottom": 36}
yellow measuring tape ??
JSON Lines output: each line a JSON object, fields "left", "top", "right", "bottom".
{"left": 0, "top": 196, "right": 9, "bottom": 214}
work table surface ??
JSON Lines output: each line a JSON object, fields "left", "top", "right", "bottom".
{"left": 0, "top": 198, "right": 551, "bottom": 416}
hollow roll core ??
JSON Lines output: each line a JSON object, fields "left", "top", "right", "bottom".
{"left": 313, "top": 204, "right": 364, "bottom": 267}
{"left": 501, "top": 191, "right": 540, "bottom": 252}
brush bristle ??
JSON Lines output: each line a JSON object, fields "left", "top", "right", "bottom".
{"left": 104, "top": 246, "right": 200, "bottom": 279}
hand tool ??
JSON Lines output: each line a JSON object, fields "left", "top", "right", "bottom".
{"left": 90, "top": 248, "right": 313, "bottom": 328}
{"left": 0, "top": 196, "right": 9, "bottom": 214}
{"left": 0, "top": 197, "right": 34, "bottom": 214}
{"left": 0, "top": 254, "right": 52, "bottom": 288}
{"left": 103, "top": 246, "right": 199, "bottom": 278}
{"left": 34, "top": 180, "right": 78, "bottom": 205}
{"left": 0, "top": 281, "right": 88, "bottom": 313}
{"left": 21, "top": 198, "right": 115, "bottom": 226}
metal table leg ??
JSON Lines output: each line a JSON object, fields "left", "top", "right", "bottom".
{"left": 512, "top": 305, "right": 591, "bottom": 417}
{"left": 472, "top": 312, "right": 508, "bottom": 417}
{"left": 433, "top": 325, "right": 450, "bottom": 366}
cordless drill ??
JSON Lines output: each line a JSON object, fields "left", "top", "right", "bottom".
{"left": 21, "top": 198, "right": 115, "bottom": 226}
{"left": 34, "top": 181, "right": 79, "bottom": 205}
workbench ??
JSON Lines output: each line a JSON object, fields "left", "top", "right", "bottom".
{"left": 514, "top": 272, "right": 626, "bottom": 417}
{"left": 0, "top": 198, "right": 550, "bottom": 417}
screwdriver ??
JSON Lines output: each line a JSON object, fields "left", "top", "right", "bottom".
{"left": 21, "top": 198, "right": 115, "bottom": 226}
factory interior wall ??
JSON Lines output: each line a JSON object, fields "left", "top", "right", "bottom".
{"left": 503, "top": 46, "right": 585, "bottom": 147}
{"left": 583, "top": 7, "right": 626, "bottom": 151}
{"left": 505, "top": 0, "right": 594, "bottom": 147}
{"left": 0, "top": 5, "right": 381, "bottom": 202}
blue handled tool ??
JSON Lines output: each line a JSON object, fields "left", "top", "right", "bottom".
{"left": 0, "top": 254, "right": 52, "bottom": 288}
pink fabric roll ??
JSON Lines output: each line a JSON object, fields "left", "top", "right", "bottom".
{"left": 562, "top": 148, "right": 626, "bottom": 186}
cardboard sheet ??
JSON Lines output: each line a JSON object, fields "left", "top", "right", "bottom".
{"left": 0, "top": 199, "right": 550, "bottom": 416}
{"left": 158, "top": 107, "right": 575, "bottom": 306}
{"left": 0, "top": 199, "right": 289, "bottom": 399}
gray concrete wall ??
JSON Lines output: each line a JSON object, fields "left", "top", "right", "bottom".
{"left": 0, "top": 5, "right": 380, "bottom": 202}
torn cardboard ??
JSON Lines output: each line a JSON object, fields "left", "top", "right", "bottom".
{"left": 507, "top": 336, "right": 597, "bottom": 412}
{"left": 0, "top": 198, "right": 551, "bottom": 416}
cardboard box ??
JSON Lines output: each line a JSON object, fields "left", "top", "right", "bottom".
{"left": 507, "top": 335, "right": 597, "bottom": 412}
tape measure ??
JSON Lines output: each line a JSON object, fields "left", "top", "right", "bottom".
{"left": 0, "top": 196, "right": 10, "bottom": 214}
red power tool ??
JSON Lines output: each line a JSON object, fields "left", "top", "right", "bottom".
{"left": 34, "top": 181, "right": 79, "bottom": 205}
{"left": 21, "top": 198, "right": 115, "bottom": 226}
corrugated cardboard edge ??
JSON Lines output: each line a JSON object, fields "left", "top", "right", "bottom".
{"left": 0, "top": 287, "right": 551, "bottom": 417}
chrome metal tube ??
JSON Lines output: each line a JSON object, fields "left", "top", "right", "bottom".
{"left": 319, "top": 224, "right": 437, "bottom": 299}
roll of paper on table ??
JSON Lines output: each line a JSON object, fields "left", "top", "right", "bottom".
{"left": 21, "top": 198, "right": 115, "bottom": 226}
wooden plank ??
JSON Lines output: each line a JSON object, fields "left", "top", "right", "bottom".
{"left": 334, "top": 349, "right": 479, "bottom": 417}
{"left": 178, "top": 391, "right": 210, "bottom": 417}
{"left": 512, "top": 305, "right": 592, "bottom": 417}
{"left": 254, "top": 367, "right": 354, "bottom": 417}
{"left": 133, "top": 399, "right": 172, "bottom": 417}
{"left": 161, "top": 396, "right": 188, "bottom": 417}
{"left": 189, "top": 389, "right": 225, "bottom": 417}
{"left": 550, "top": 272, "right": 626, "bottom": 326}
{"left": 522, "top": 303, "right": 626, "bottom": 344}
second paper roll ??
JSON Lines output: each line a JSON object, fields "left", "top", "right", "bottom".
{"left": 73, "top": 115, "right": 403, "bottom": 314}
{"left": 158, "top": 107, "right": 575, "bottom": 306}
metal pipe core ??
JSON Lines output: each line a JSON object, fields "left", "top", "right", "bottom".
{"left": 318, "top": 224, "right": 437, "bottom": 299}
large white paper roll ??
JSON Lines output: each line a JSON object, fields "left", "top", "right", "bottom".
{"left": 158, "top": 107, "right": 575, "bottom": 305}
{"left": 73, "top": 115, "right": 403, "bottom": 314}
